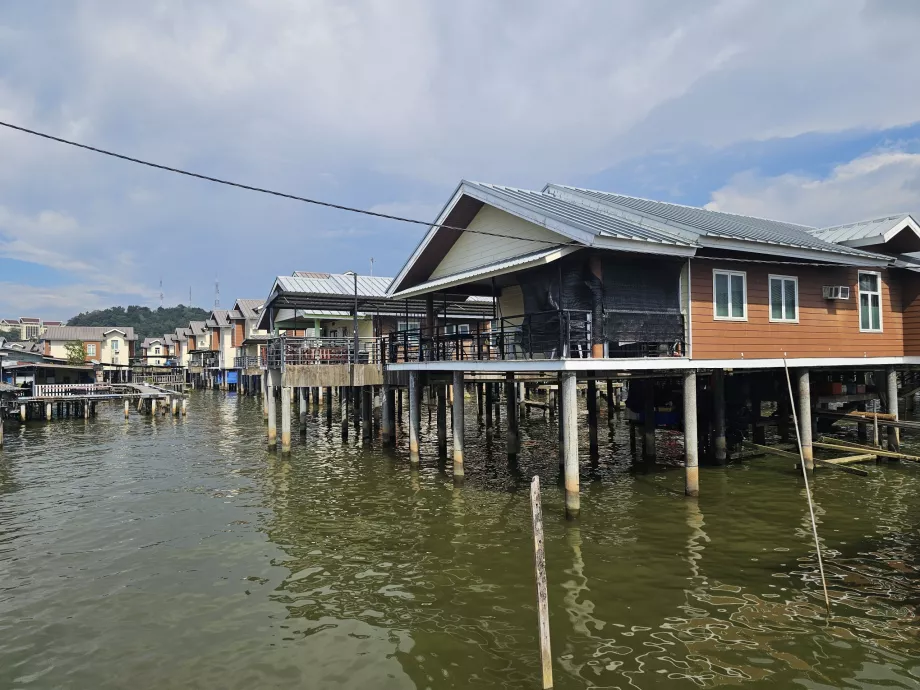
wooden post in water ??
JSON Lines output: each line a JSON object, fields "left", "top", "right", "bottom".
{"left": 267, "top": 387, "right": 277, "bottom": 449}
{"left": 485, "top": 381, "right": 493, "bottom": 433}
{"left": 436, "top": 385, "right": 447, "bottom": 457}
{"left": 0, "top": 418, "right": 3, "bottom": 447}
{"left": 340, "top": 388, "right": 349, "bottom": 441}
{"left": 684, "top": 370, "right": 699, "bottom": 497}
{"left": 182, "top": 398, "right": 188, "bottom": 416}
{"left": 797, "top": 369, "right": 814, "bottom": 470}
{"left": 362, "top": 387, "right": 373, "bottom": 444}
{"left": 606, "top": 379, "right": 614, "bottom": 425}
{"left": 84, "top": 401, "right": 90, "bottom": 419}
{"left": 886, "top": 367, "right": 899, "bottom": 451}
{"left": 409, "top": 372, "right": 421, "bottom": 466}
{"left": 124, "top": 399, "right": 130, "bottom": 419}
{"left": 299, "top": 388, "right": 307, "bottom": 435}
{"left": 712, "top": 369, "right": 727, "bottom": 464}
{"left": 46, "top": 402, "right": 52, "bottom": 421}
{"left": 506, "top": 373, "right": 519, "bottom": 459}
{"left": 587, "top": 375, "right": 599, "bottom": 458}
{"left": 381, "top": 382, "right": 392, "bottom": 446}
{"left": 561, "top": 372, "right": 579, "bottom": 518}
{"left": 326, "top": 387, "right": 333, "bottom": 423}
{"left": 477, "top": 382, "right": 484, "bottom": 424}
{"left": 262, "top": 375, "right": 268, "bottom": 422}
{"left": 530, "top": 476, "right": 553, "bottom": 690}
{"left": 280, "top": 387, "right": 292, "bottom": 454}
{"left": 452, "top": 370, "right": 465, "bottom": 484}
{"left": 643, "top": 379, "right": 656, "bottom": 460}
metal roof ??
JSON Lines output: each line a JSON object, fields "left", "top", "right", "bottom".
{"left": 808, "top": 214, "right": 918, "bottom": 244}
{"left": 43, "top": 326, "right": 137, "bottom": 341}
{"left": 234, "top": 299, "right": 263, "bottom": 319}
{"left": 210, "top": 309, "right": 230, "bottom": 327}
{"left": 545, "top": 185, "right": 883, "bottom": 259}
{"left": 228, "top": 309, "right": 244, "bottom": 320}
{"left": 188, "top": 321, "right": 207, "bottom": 336}
{"left": 278, "top": 273, "right": 394, "bottom": 297}
{"left": 469, "top": 182, "right": 698, "bottom": 246}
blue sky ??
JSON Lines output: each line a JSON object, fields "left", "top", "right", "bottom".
{"left": 1, "top": 1, "right": 920, "bottom": 320}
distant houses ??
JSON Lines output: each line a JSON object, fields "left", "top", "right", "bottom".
{"left": 41, "top": 326, "right": 137, "bottom": 366}
{"left": 0, "top": 317, "right": 62, "bottom": 340}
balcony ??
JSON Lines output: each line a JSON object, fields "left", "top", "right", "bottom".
{"left": 233, "top": 355, "right": 262, "bottom": 369}
{"left": 189, "top": 352, "right": 220, "bottom": 368}
{"left": 266, "top": 336, "right": 382, "bottom": 370}
{"left": 388, "top": 309, "right": 685, "bottom": 363}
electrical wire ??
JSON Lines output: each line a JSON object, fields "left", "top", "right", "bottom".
{"left": 0, "top": 120, "right": 577, "bottom": 248}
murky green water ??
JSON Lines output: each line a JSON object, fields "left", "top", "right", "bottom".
{"left": 1, "top": 391, "right": 919, "bottom": 689}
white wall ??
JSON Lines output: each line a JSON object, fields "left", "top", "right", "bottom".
{"left": 429, "top": 205, "right": 565, "bottom": 280}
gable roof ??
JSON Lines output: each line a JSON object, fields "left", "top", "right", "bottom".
{"left": 43, "top": 326, "right": 137, "bottom": 341}
{"left": 234, "top": 299, "right": 263, "bottom": 320}
{"left": 210, "top": 309, "right": 230, "bottom": 327}
{"left": 807, "top": 214, "right": 920, "bottom": 248}
{"left": 188, "top": 321, "right": 207, "bottom": 336}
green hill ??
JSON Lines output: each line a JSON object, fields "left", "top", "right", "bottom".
{"left": 67, "top": 305, "right": 211, "bottom": 340}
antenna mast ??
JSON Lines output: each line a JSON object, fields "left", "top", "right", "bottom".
{"left": 159, "top": 278, "right": 164, "bottom": 309}
{"left": 214, "top": 279, "right": 220, "bottom": 308}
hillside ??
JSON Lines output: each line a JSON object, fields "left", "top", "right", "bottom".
{"left": 67, "top": 305, "right": 211, "bottom": 340}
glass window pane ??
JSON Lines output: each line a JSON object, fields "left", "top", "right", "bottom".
{"left": 770, "top": 278, "right": 783, "bottom": 320}
{"left": 860, "top": 294, "right": 870, "bottom": 330}
{"left": 871, "top": 295, "right": 881, "bottom": 330}
{"left": 859, "top": 273, "right": 878, "bottom": 292}
{"left": 715, "top": 273, "right": 729, "bottom": 317}
{"left": 784, "top": 279, "right": 796, "bottom": 320}
{"left": 730, "top": 274, "right": 745, "bottom": 318}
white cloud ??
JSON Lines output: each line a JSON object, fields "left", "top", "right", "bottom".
{"left": 2, "top": 0, "right": 920, "bottom": 314}
{"left": 705, "top": 148, "right": 920, "bottom": 226}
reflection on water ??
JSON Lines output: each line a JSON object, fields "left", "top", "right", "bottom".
{"left": 0, "top": 390, "right": 918, "bottom": 688}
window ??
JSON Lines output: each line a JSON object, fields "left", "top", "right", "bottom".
{"left": 111, "top": 339, "right": 120, "bottom": 351}
{"left": 398, "top": 319, "right": 421, "bottom": 343}
{"left": 86, "top": 343, "right": 97, "bottom": 357}
{"left": 713, "top": 270, "right": 746, "bottom": 320}
{"left": 769, "top": 275, "right": 798, "bottom": 322}
{"left": 444, "top": 324, "right": 470, "bottom": 335}
{"left": 154, "top": 347, "right": 161, "bottom": 355}
{"left": 858, "top": 271, "right": 882, "bottom": 332}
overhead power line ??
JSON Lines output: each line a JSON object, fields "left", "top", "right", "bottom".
{"left": 0, "top": 120, "right": 576, "bottom": 248}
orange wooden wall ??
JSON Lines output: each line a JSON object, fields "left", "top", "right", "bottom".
{"left": 690, "top": 259, "right": 904, "bottom": 359}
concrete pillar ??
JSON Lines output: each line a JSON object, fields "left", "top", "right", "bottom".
{"left": 340, "top": 388, "right": 349, "bottom": 441}
{"left": 0, "top": 418, "right": 3, "bottom": 447}
{"left": 381, "top": 383, "right": 392, "bottom": 445}
{"left": 561, "top": 371, "right": 579, "bottom": 519}
{"left": 485, "top": 381, "right": 493, "bottom": 432}
{"left": 171, "top": 397, "right": 179, "bottom": 416}
{"left": 712, "top": 369, "right": 727, "bottom": 464}
{"left": 518, "top": 381, "right": 526, "bottom": 418}
{"left": 362, "top": 387, "right": 372, "bottom": 444}
{"left": 262, "top": 376, "right": 268, "bottom": 421}
{"left": 267, "top": 387, "right": 277, "bottom": 449}
{"left": 409, "top": 372, "right": 421, "bottom": 465}
{"left": 643, "top": 379, "right": 656, "bottom": 460}
{"left": 886, "top": 367, "right": 899, "bottom": 451}
{"left": 505, "top": 373, "right": 519, "bottom": 459}
{"left": 452, "top": 371, "right": 465, "bottom": 483}
{"left": 297, "top": 388, "right": 310, "bottom": 436}
{"left": 46, "top": 402, "right": 52, "bottom": 421}
{"left": 20, "top": 403, "right": 27, "bottom": 421}
{"left": 124, "top": 399, "right": 130, "bottom": 419}
{"left": 281, "top": 387, "right": 292, "bottom": 454}
{"left": 684, "top": 370, "right": 699, "bottom": 497}
{"left": 151, "top": 398, "right": 158, "bottom": 416}
{"left": 325, "top": 387, "right": 333, "bottom": 423}
{"left": 586, "top": 375, "right": 599, "bottom": 458}
{"left": 84, "top": 401, "right": 90, "bottom": 419}
{"left": 437, "top": 385, "right": 447, "bottom": 457}
{"left": 386, "top": 387, "right": 396, "bottom": 444}
{"left": 797, "top": 369, "right": 813, "bottom": 470}
{"left": 182, "top": 398, "right": 188, "bottom": 416}
{"left": 397, "top": 388, "right": 403, "bottom": 425}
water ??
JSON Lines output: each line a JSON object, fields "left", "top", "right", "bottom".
{"left": 1, "top": 391, "right": 919, "bottom": 689}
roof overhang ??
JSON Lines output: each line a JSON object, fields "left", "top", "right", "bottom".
{"left": 698, "top": 236, "right": 891, "bottom": 267}
{"left": 103, "top": 328, "right": 128, "bottom": 336}
{"left": 838, "top": 216, "right": 920, "bottom": 251}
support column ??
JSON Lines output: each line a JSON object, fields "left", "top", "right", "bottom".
{"left": 124, "top": 399, "right": 130, "bottom": 419}
{"left": 505, "top": 373, "right": 519, "bottom": 459}
{"left": 587, "top": 375, "right": 599, "bottom": 458}
{"left": 84, "top": 400, "right": 90, "bottom": 419}
{"left": 643, "top": 379, "right": 656, "bottom": 460}
{"left": 46, "top": 402, "right": 52, "bottom": 421}
{"left": 797, "top": 369, "right": 813, "bottom": 470}
{"left": 299, "top": 388, "right": 307, "bottom": 434}
{"left": 437, "top": 385, "right": 447, "bottom": 457}
{"left": 751, "top": 382, "right": 765, "bottom": 445}
{"left": 381, "top": 383, "right": 392, "bottom": 446}
{"left": 362, "top": 387, "right": 372, "bottom": 444}
{"left": 684, "top": 370, "right": 699, "bottom": 497}
{"left": 397, "top": 388, "right": 403, "bottom": 425}
{"left": 606, "top": 379, "right": 614, "bottom": 425}
{"left": 485, "top": 381, "right": 493, "bottom": 432}
{"left": 409, "top": 372, "right": 421, "bottom": 465}
{"left": 452, "top": 371, "right": 465, "bottom": 483}
{"left": 712, "top": 369, "right": 727, "bottom": 464}
{"left": 340, "top": 388, "right": 350, "bottom": 441}
{"left": 262, "top": 375, "right": 268, "bottom": 422}
{"left": 561, "top": 372, "right": 579, "bottom": 519}
{"left": 0, "top": 418, "right": 3, "bottom": 448}
{"left": 886, "top": 367, "right": 899, "bottom": 451}
{"left": 267, "top": 386, "right": 277, "bottom": 449}
{"left": 151, "top": 398, "right": 158, "bottom": 417}
{"left": 477, "top": 382, "right": 484, "bottom": 424}
{"left": 386, "top": 387, "right": 396, "bottom": 444}
{"left": 172, "top": 397, "right": 179, "bottom": 416}
{"left": 182, "top": 398, "right": 188, "bottom": 416}
{"left": 325, "top": 387, "right": 333, "bottom": 423}
{"left": 281, "top": 387, "right": 292, "bottom": 454}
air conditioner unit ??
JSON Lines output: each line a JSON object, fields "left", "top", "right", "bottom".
{"left": 822, "top": 285, "right": 850, "bottom": 300}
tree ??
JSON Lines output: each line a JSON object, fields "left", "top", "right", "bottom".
{"left": 64, "top": 340, "right": 87, "bottom": 365}
{"left": 66, "top": 304, "right": 210, "bottom": 340}
{"left": 0, "top": 328, "right": 18, "bottom": 341}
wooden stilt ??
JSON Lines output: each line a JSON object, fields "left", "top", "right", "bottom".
{"left": 587, "top": 375, "right": 598, "bottom": 459}
{"left": 606, "top": 379, "right": 614, "bottom": 425}
{"left": 362, "top": 387, "right": 372, "bottom": 444}
{"left": 381, "top": 383, "right": 392, "bottom": 445}
{"left": 643, "top": 379, "right": 656, "bottom": 460}
{"left": 453, "top": 371, "right": 465, "bottom": 483}
{"left": 267, "top": 387, "right": 277, "bottom": 449}
{"left": 561, "top": 372, "right": 579, "bottom": 519}
{"left": 437, "top": 385, "right": 447, "bottom": 457}
{"left": 684, "top": 370, "right": 699, "bottom": 497}
{"left": 506, "top": 373, "right": 519, "bottom": 459}
{"left": 886, "top": 367, "right": 899, "bottom": 451}
{"left": 797, "top": 369, "right": 813, "bottom": 470}
{"left": 341, "top": 388, "right": 349, "bottom": 441}
{"left": 530, "top": 476, "right": 553, "bottom": 689}
{"left": 299, "top": 388, "right": 307, "bottom": 434}
{"left": 281, "top": 387, "right": 292, "bottom": 453}
{"left": 712, "top": 369, "right": 727, "bottom": 464}
{"left": 485, "top": 380, "right": 493, "bottom": 433}
{"left": 409, "top": 372, "right": 421, "bottom": 465}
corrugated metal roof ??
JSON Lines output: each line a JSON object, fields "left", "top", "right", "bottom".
{"left": 470, "top": 182, "right": 697, "bottom": 246}
{"left": 228, "top": 309, "right": 244, "bottom": 320}
{"left": 275, "top": 273, "right": 394, "bottom": 298}
{"left": 188, "top": 321, "right": 207, "bottom": 336}
{"left": 545, "top": 185, "right": 880, "bottom": 258}
{"left": 210, "top": 309, "right": 230, "bottom": 327}
{"left": 234, "top": 299, "right": 263, "bottom": 319}
{"left": 808, "top": 214, "right": 915, "bottom": 244}
{"left": 43, "top": 326, "right": 137, "bottom": 341}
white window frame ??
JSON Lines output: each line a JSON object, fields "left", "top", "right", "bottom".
{"left": 768, "top": 274, "right": 799, "bottom": 324}
{"left": 858, "top": 270, "right": 883, "bottom": 333}
{"left": 712, "top": 269, "right": 747, "bottom": 321}
{"left": 86, "top": 343, "right": 97, "bottom": 357}
{"left": 111, "top": 339, "right": 120, "bottom": 351}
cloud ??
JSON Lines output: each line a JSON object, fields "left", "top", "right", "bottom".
{"left": 2, "top": 1, "right": 920, "bottom": 316}
{"left": 705, "top": 148, "right": 920, "bottom": 226}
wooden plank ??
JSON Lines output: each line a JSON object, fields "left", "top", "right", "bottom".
{"left": 821, "top": 453, "right": 876, "bottom": 465}
{"left": 813, "top": 441, "right": 920, "bottom": 462}
{"left": 813, "top": 459, "right": 870, "bottom": 476}
{"left": 744, "top": 442, "right": 800, "bottom": 459}
{"left": 530, "top": 477, "right": 553, "bottom": 690}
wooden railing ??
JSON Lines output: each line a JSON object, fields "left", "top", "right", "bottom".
{"left": 33, "top": 383, "right": 106, "bottom": 397}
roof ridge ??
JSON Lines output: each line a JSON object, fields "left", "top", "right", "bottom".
{"left": 816, "top": 213, "right": 913, "bottom": 231}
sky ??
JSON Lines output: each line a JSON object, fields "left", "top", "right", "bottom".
{"left": 1, "top": 0, "right": 920, "bottom": 320}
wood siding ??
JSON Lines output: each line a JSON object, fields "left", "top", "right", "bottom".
{"left": 902, "top": 271, "right": 920, "bottom": 356}
{"left": 690, "top": 260, "right": 903, "bottom": 359}
{"left": 210, "top": 330, "right": 219, "bottom": 351}
{"left": 84, "top": 341, "right": 102, "bottom": 361}
{"left": 429, "top": 205, "right": 564, "bottom": 280}
{"left": 232, "top": 322, "right": 244, "bottom": 347}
